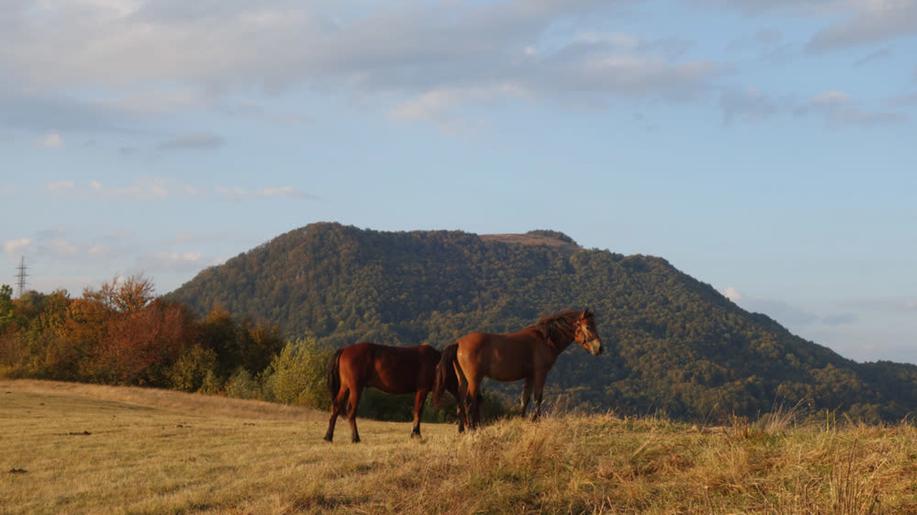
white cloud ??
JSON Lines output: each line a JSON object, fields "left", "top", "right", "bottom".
{"left": 720, "top": 88, "right": 907, "bottom": 127}
{"left": 0, "top": 0, "right": 718, "bottom": 130}
{"left": 157, "top": 132, "right": 224, "bottom": 151}
{"left": 138, "top": 250, "right": 206, "bottom": 273}
{"left": 390, "top": 83, "right": 529, "bottom": 123}
{"left": 46, "top": 238, "right": 80, "bottom": 257}
{"left": 722, "top": 287, "right": 858, "bottom": 329}
{"left": 216, "top": 185, "right": 314, "bottom": 201}
{"left": 87, "top": 244, "right": 109, "bottom": 257}
{"left": 86, "top": 178, "right": 171, "bottom": 199}
{"left": 39, "top": 131, "right": 63, "bottom": 148}
{"left": 3, "top": 238, "right": 32, "bottom": 255}
{"left": 47, "top": 180, "right": 76, "bottom": 191}
{"left": 720, "top": 88, "right": 782, "bottom": 124}
{"left": 722, "top": 286, "right": 743, "bottom": 301}
{"left": 256, "top": 186, "right": 310, "bottom": 199}
{"left": 809, "top": 0, "right": 917, "bottom": 51}
{"left": 798, "top": 90, "right": 907, "bottom": 127}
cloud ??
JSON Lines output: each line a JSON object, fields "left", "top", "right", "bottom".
{"left": 45, "top": 178, "right": 314, "bottom": 202}
{"left": 87, "top": 244, "right": 110, "bottom": 257}
{"left": 138, "top": 251, "right": 205, "bottom": 273}
{"left": 39, "top": 131, "right": 63, "bottom": 148}
{"left": 808, "top": 1, "right": 917, "bottom": 51}
{"left": 216, "top": 185, "right": 315, "bottom": 201}
{"left": 390, "top": 83, "right": 529, "bottom": 124}
{"left": 854, "top": 47, "right": 892, "bottom": 67}
{"left": 720, "top": 88, "right": 783, "bottom": 124}
{"left": 720, "top": 88, "right": 907, "bottom": 127}
{"left": 157, "top": 132, "right": 224, "bottom": 151}
{"left": 0, "top": 0, "right": 719, "bottom": 130}
{"left": 798, "top": 90, "right": 907, "bottom": 127}
{"left": 722, "top": 286, "right": 743, "bottom": 301}
{"left": 0, "top": 89, "right": 137, "bottom": 133}
{"left": 839, "top": 297, "right": 917, "bottom": 314}
{"left": 45, "top": 238, "right": 80, "bottom": 257}
{"left": 47, "top": 180, "right": 76, "bottom": 191}
{"left": 3, "top": 238, "right": 32, "bottom": 255}
{"left": 695, "top": 0, "right": 842, "bottom": 15}
{"left": 721, "top": 286, "right": 856, "bottom": 328}
{"left": 87, "top": 178, "right": 172, "bottom": 199}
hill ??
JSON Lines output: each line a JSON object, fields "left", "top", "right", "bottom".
{"left": 2, "top": 379, "right": 915, "bottom": 513}
{"left": 169, "top": 222, "right": 917, "bottom": 422}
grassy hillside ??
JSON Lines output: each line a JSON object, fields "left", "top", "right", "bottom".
{"left": 168, "top": 222, "right": 917, "bottom": 422}
{"left": 2, "top": 380, "right": 914, "bottom": 514}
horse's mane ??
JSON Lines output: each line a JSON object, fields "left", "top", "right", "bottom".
{"left": 533, "top": 309, "right": 591, "bottom": 345}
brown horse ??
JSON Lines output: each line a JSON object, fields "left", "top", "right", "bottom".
{"left": 434, "top": 309, "right": 602, "bottom": 429}
{"left": 324, "top": 342, "right": 466, "bottom": 443}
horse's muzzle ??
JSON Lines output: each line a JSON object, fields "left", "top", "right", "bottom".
{"left": 590, "top": 340, "right": 603, "bottom": 356}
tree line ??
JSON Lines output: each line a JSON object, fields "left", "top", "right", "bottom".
{"left": 0, "top": 277, "right": 477, "bottom": 421}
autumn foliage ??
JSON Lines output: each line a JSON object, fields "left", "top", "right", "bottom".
{"left": 0, "top": 276, "right": 283, "bottom": 391}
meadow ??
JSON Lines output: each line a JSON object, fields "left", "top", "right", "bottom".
{"left": 1, "top": 379, "right": 914, "bottom": 514}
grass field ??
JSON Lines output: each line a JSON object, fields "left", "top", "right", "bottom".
{"left": 1, "top": 380, "right": 915, "bottom": 514}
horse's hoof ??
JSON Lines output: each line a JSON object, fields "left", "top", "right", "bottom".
{"left": 323, "top": 434, "right": 333, "bottom": 443}
{"left": 352, "top": 437, "right": 361, "bottom": 444}
{"left": 410, "top": 432, "right": 421, "bottom": 439}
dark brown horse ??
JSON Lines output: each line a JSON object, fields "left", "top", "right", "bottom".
{"left": 324, "top": 342, "right": 466, "bottom": 443}
{"left": 434, "top": 309, "right": 602, "bottom": 429}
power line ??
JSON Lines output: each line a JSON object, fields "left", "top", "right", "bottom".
{"left": 15, "top": 256, "right": 28, "bottom": 298}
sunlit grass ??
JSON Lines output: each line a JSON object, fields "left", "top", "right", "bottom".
{"left": 1, "top": 380, "right": 914, "bottom": 514}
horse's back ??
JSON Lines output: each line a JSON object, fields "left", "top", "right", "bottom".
{"left": 339, "top": 342, "right": 439, "bottom": 394}
{"left": 456, "top": 330, "right": 539, "bottom": 382}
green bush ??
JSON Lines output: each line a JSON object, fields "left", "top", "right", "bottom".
{"left": 263, "top": 337, "right": 332, "bottom": 408}
{"left": 168, "top": 345, "right": 219, "bottom": 392}
{"left": 224, "top": 368, "right": 263, "bottom": 400}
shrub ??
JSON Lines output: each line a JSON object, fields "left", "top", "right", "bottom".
{"left": 263, "top": 338, "right": 332, "bottom": 408}
{"left": 168, "top": 345, "right": 219, "bottom": 392}
{"left": 224, "top": 368, "right": 263, "bottom": 400}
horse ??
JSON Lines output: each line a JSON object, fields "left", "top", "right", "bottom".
{"left": 433, "top": 309, "right": 602, "bottom": 429}
{"left": 324, "top": 342, "right": 466, "bottom": 443}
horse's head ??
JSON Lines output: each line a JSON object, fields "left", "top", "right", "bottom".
{"left": 573, "top": 309, "right": 602, "bottom": 356}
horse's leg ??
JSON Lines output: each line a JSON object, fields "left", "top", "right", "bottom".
{"left": 466, "top": 378, "right": 482, "bottom": 430}
{"left": 531, "top": 371, "right": 548, "bottom": 421}
{"left": 347, "top": 385, "right": 363, "bottom": 443}
{"left": 452, "top": 361, "right": 469, "bottom": 433}
{"left": 411, "top": 389, "right": 428, "bottom": 438}
{"left": 455, "top": 401, "right": 466, "bottom": 433}
{"left": 521, "top": 376, "right": 533, "bottom": 419}
{"left": 324, "top": 388, "right": 348, "bottom": 442}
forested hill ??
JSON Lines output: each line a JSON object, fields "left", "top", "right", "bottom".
{"left": 169, "top": 222, "right": 917, "bottom": 422}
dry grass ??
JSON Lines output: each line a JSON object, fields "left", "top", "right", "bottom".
{"left": 1, "top": 380, "right": 914, "bottom": 514}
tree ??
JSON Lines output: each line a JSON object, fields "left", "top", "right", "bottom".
{"left": 83, "top": 275, "right": 155, "bottom": 314}
{"left": 0, "top": 284, "right": 13, "bottom": 330}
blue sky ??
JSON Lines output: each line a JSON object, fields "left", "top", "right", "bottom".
{"left": 2, "top": 0, "right": 916, "bottom": 363}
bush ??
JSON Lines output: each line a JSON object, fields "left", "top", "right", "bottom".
{"left": 168, "top": 345, "right": 219, "bottom": 392}
{"left": 263, "top": 338, "right": 332, "bottom": 408}
{"left": 224, "top": 368, "right": 263, "bottom": 400}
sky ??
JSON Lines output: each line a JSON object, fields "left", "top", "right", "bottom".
{"left": 1, "top": 0, "right": 916, "bottom": 364}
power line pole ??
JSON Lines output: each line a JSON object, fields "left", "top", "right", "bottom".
{"left": 15, "top": 256, "right": 28, "bottom": 298}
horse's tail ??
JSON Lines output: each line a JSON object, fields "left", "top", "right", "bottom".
{"left": 433, "top": 343, "right": 459, "bottom": 408}
{"left": 326, "top": 348, "right": 344, "bottom": 401}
